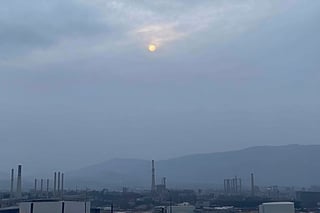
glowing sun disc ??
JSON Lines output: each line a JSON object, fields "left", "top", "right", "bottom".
{"left": 148, "top": 44, "right": 157, "bottom": 52}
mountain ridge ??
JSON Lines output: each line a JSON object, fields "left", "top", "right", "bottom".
{"left": 65, "top": 144, "right": 320, "bottom": 189}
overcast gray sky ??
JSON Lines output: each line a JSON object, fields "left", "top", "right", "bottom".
{"left": 1, "top": 0, "right": 320, "bottom": 174}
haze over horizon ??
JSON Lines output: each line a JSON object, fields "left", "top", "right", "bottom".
{"left": 1, "top": 1, "right": 320, "bottom": 174}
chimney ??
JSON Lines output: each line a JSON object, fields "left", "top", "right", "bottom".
{"left": 34, "top": 178, "right": 38, "bottom": 192}
{"left": 16, "top": 165, "right": 22, "bottom": 198}
{"left": 40, "top": 179, "right": 44, "bottom": 194}
{"left": 151, "top": 160, "right": 156, "bottom": 192}
{"left": 162, "top": 177, "right": 166, "bottom": 189}
{"left": 227, "top": 179, "right": 230, "bottom": 194}
{"left": 46, "top": 179, "right": 49, "bottom": 198}
{"left": 54, "top": 172, "right": 57, "bottom": 196}
{"left": 57, "top": 172, "right": 61, "bottom": 196}
{"left": 10, "top": 169, "right": 14, "bottom": 198}
{"left": 231, "top": 178, "right": 235, "bottom": 193}
{"left": 61, "top": 173, "right": 64, "bottom": 198}
{"left": 251, "top": 173, "right": 255, "bottom": 197}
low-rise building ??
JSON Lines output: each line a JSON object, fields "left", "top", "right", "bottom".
{"left": 19, "top": 200, "right": 90, "bottom": 213}
{"left": 296, "top": 191, "right": 320, "bottom": 208}
{"left": 258, "top": 202, "right": 294, "bottom": 213}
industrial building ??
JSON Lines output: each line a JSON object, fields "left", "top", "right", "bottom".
{"left": 90, "top": 207, "right": 112, "bottom": 213}
{"left": 19, "top": 201, "right": 90, "bottom": 213}
{"left": 258, "top": 202, "right": 294, "bottom": 213}
{"left": 0, "top": 162, "right": 312, "bottom": 213}
{"left": 154, "top": 203, "right": 195, "bottom": 213}
{"left": 151, "top": 160, "right": 167, "bottom": 194}
{"left": 0, "top": 207, "right": 19, "bottom": 213}
{"left": 171, "top": 203, "right": 195, "bottom": 213}
{"left": 223, "top": 177, "right": 242, "bottom": 194}
{"left": 296, "top": 191, "right": 320, "bottom": 208}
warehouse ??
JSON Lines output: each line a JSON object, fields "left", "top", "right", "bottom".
{"left": 259, "top": 202, "right": 294, "bottom": 213}
{"left": 19, "top": 200, "right": 90, "bottom": 213}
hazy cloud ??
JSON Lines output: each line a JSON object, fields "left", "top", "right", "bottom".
{"left": 0, "top": 0, "right": 320, "bottom": 174}
{"left": 0, "top": 0, "right": 300, "bottom": 66}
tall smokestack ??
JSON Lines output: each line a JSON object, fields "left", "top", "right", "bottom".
{"left": 54, "top": 172, "right": 57, "bottom": 196}
{"left": 40, "top": 179, "right": 44, "bottom": 193}
{"left": 227, "top": 179, "right": 229, "bottom": 193}
{"left": 46, "top": 179, "right": 49, "bottom": 198}
{"left": 34, "top": 179, "right": 38, "bottom": 192}
{"left": 61, "top": 173, "right": 64, "bottom": 198}
{"left": 57, "top": 172, "right": 61, "bottom": 196}
{"left": 10, "top": 169, "right": 14, "bottom": 198}
{"left": 162, "top": 177, "right": 166, "bottom": 189}
{"left": 251, "top": 173, "right": 255, "bottom": 197}
{"left": 231, "top": 178, "right": 235, "bottom": 193}
{"left": 16, "top": 165, "right": 22, "bottom": 198}
{"left": 151, "top": 160, "right": 156, "bottom": 192}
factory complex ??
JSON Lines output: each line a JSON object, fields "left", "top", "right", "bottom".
{"left": 0, "top": 163, "right": 319, "bottom": 213}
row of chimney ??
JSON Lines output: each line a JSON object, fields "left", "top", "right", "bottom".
{"left": 53, "top": 171, "right": 64, "bottom": 197}
{"left": 223, "top": 173, "right": 256, "bottom": 196}
{"left": 151, "top": 160, "right": 167, "bottom": 193}
{"left": 9, "top": 165, "right": 65, "bottom": 199}
{"left": 10, "top": 165, "right": 22, "bottom": 198}
{"left": 33, "top": 171, "right": 64, "bottom": 197}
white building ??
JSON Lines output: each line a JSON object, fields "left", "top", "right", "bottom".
{"left": 171, "top": 203, "right": 195, "bottom": 213}
{"left": 154, "top": 203, "right": 195, "bottom": 213}
{"left": 259, "top": 202, "right": 294, "bottom": 213}
{"left": 19, "top": 201, "right": 90, "bottom": 213}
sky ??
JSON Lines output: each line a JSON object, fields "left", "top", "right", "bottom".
{"left": 1, "top": 0, "right": 320, "bottom": 175}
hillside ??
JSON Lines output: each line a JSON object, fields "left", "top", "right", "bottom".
{"left": 66, "top": 144, "right": 320, "bottom": 189}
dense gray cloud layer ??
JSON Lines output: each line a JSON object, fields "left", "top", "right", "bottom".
{"left": 0, "top": 0, "right": 320, "bottom": 175}
{"left": 0, "top": 0, "right": 108, "bottom": 59}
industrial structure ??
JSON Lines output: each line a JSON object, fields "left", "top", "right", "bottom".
{"left": 5, "top": 164, "right": 67, "bottom": 202}
{"left": 296, "top": 191, "right": 320, "bottom": 208}
{"left": 150, "top": 160, "right": 167, "bottom": 195}
{"left": 151, "top": 160, "right": 156, "bottom": 193}
{"left": 19, "top": 201, "right": 90, "bottom": 213}
{"left": 10, "top": 169, "right": 14, "bottom": 199}
{"left": 1, "top": 162, "right": 320, "bottom": 212}
{"left": 7, "top": 165, "right": 24, "bottom": 199}
{"left": 16, "top": 165, "right": 22, "bottom": 198}
{"left": 251, "top": 173, "right": 255, "bottom": 197}
{"left": 259, "top": 202, "right": 294, "bottom": 213}
{"left": 223, "top": 176, "right": 242, "bottom": 194}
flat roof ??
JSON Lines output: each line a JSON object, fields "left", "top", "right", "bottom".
{"left": 262, "top": 202, "right": 294, "bottom": 205}
{"left": 0, "top": 207, "right": 19, "bottom": 210}
{"left": 20, "top": 200, "right": 88, "bottom": 204}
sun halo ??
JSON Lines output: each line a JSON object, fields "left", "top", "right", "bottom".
{"left": 148, "top": 44, "right": 157, "bottom": 52}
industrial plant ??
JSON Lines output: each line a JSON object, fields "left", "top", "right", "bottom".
{"left": 0, "top": 161, "right": 319, "bottom": 213}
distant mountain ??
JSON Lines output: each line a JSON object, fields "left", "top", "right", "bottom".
{"left": 66, "top": 145, "right": 320, "bottom": 190}
{"left": 66, "top": 159, "right": 150, "bottom": 190}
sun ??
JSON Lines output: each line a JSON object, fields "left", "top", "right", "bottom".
{"left": 148, "top": 44, "right": 157, "bottom": 52}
